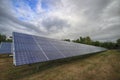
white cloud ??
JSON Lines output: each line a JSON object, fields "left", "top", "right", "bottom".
{"left": 0, "top": 0, "right": 120, "bottom": 41}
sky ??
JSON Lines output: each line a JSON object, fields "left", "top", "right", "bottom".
{"left": 0, "top": 0, "right": 120, "bottom": 42}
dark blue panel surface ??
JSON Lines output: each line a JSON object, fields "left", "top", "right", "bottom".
{"left": 0, "top": 42, "right": 12, "bottom": 54}
{"left": 13, "top": 32, "right": 107, "bottom": 66}
{"left": 34, "top": 36, "right": 64, "bottom": 60}
{"left": 13, "top": 32, "right": 48, "bottom": 66}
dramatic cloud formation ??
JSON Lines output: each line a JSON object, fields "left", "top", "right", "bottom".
{"left": 0, "top": 0, "right": 120, "bottom": 41}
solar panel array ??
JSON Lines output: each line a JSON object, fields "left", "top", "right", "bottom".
{"left": 0, "top": 42, "right": 12, "bottom": 54}
{"left": 13, "top": 32, "right": 107, "bottom": 66}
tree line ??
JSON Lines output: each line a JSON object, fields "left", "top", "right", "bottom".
{"left": 64, "top": 36, "right": 120, "bottom": 49}
{"left": 0, "top": 34, "right": 12, "bottom": 43}
{"left": 0, "top": 33, "right": 120, "bottom": 49}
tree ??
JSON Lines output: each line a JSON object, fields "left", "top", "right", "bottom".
{"left": 85, "top": 36, "right": 91, "bottom": 44}
{"left": 63, "top": 39, "right": 70, "bottom": 42}
{"left": 0, "top": 34, "right": 6, "bottom": 43}
{"left": 6, "top": 39, "right": 12, "bottom": 42}
{"left": 117, "top": 39, "right": 120, "bottom": 44}
{"left": 92, "top": 41, "right": 100, "bottom": 46}
{"left": 75, "top": 39, "right": 80, "bottom": 43}
{"left": 79, "top": 37, "right": 84, "bottom": 43}
{"left": 0, "top": 33, "right": 12, "bottom": 43}
{"left": 66, "top": 36, "right": 119, "bottom": 49}
{"left": 116, "top": 39, "right": 120, "bottom": 48}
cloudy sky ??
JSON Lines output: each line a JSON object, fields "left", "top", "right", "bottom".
{"left": 0, "top": 0, "right": 120, "bottom": 41}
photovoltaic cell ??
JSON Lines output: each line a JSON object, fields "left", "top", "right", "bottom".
{"left": 13, "top": 32, "right": 107, "bottom": 66}
{"left": 34, "top": 36, "right": 64, "bottom": 60}
{"left": 13, "top": 32, "right": 47, "bottom": 65}
{"left": 0, "top": 42, "right": 12, "bottom": 54}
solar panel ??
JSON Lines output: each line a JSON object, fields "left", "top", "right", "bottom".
{"left": 13, "top": 32, "right": 107, "bottom": 66}
{"left": 0, "top": 42, "right": 12, "bottom": 54}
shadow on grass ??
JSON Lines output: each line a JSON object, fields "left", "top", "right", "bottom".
{"left": 0, "top": 54, "right": 12, "bottom": 58}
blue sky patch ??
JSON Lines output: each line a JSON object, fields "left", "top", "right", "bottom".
{"left": 12, "top": 0, "right": 38, "bottom": 11}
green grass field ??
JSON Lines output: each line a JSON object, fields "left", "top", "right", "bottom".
{"left": 0, "top": 50, "right": 120, "bottom": 80}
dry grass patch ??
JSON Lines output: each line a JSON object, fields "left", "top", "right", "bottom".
{"left": 0, "top": 50, "right": 120, "bottom": 80}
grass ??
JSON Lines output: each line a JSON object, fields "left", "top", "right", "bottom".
{"left": 0, "top": 50, "right": 120, "bottom": 80}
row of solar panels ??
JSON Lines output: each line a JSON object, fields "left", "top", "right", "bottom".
{"left": 0, "top": 32, "right": 107, "bottom": 66}
{"left": 0, "top": 42, "right": 12, "bottom": 54}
